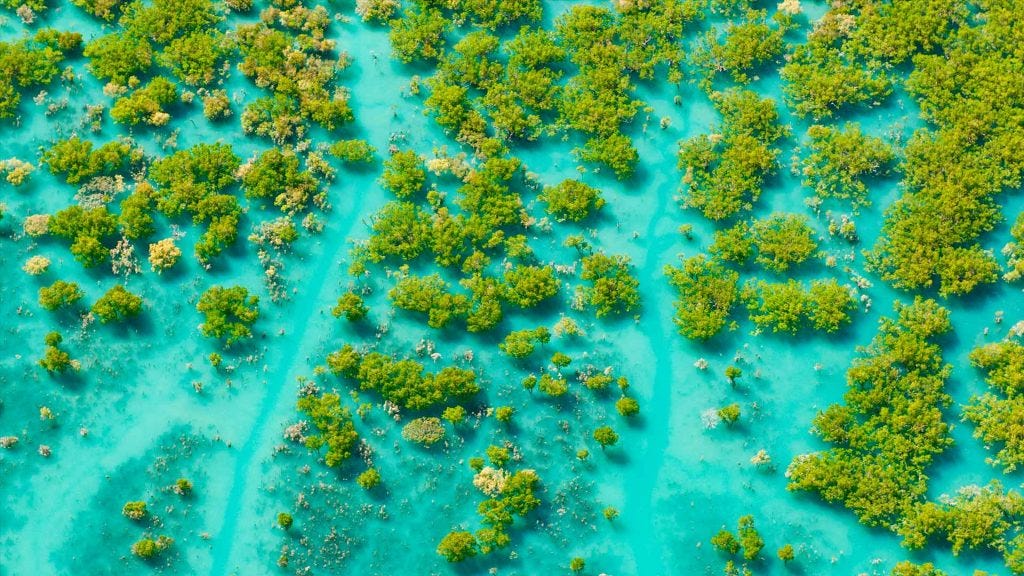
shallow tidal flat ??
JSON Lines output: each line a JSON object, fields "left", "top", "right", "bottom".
{"left": 1, "top": 0, "right": 1023, "bottom": 575}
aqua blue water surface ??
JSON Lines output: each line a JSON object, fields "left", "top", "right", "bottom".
{"left": 1, "top": 1, "right": 1022, "bottom": 575}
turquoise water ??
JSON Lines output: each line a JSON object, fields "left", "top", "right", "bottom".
{"left": 1, "top": 1, "right": 1022, "bottom": 575}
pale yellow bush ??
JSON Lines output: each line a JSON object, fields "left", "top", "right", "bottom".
{"left": 23, "top": 214, "right": 50, "bottom": 237}
{"left": 472, "top": 466, "right": 509, "bottom": 496}
{"left": 23, "top": 255, "right": 50, "bottom": 275}
{"left": 777, "top": 0, "right": 801, "bottom": 15}
{"left": 148, "top": 238, "right": 182, "bottom": 272}
{"left": 355, "top": 0, "right": 398, "bottom": 22}
{"left": 3, "top": 158, "right": 34, "bottom": 186}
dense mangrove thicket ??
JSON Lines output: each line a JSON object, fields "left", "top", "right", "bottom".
{"left": 788, "top": 298, "right": 954, "bottom": 526}
{"left": 963, "top": 339, "right": 1024, "bottom": 474}
{"left": 864, "top": 0, "right": 1024, "bottom": 296}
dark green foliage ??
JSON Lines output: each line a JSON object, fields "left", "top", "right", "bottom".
{"left": 969, "top": 340, "right": 1024, "bottom": 398}
{"left": 39, "top": 332, "right": 73, "bottom": 374}
{"left": 580, "top": 253, "right": 640, "bottom": 317}
{"left": 788, "top": 298, "right": 953, "bottom": 527}
{"left": 296, "top": 392, "right": 358, "bottom": 467}
{"left": 679, "top": 89, "right": 787, "bottom": 220}
{"left": 615, "top": 396, "right": 640, "bottom": 417}
{"left": 329, "top": 139, "right": 376, "bottom": 163}
{"left": 691, "top": 11, "right": 787, "bottom": 89}
{"left": 149, "top": 143, "right": 241, "bottom": 263}
{"left": 749, "top": 213, "right": 817, "bottom": 272}
{"left": 196, "top": 285, "right": 259, "bottom": 345}
{"left": 149, "top": 143, "right": 239, "bottom": 214}
{"left": 389, "top": 273, "right": 469, "bottom": 329}
{"left": 743, "top": 279, "right": 807, "bottom": 333}
{"left": 119, "top": 183, "right": 156, "bottom": 239}
{"left": 158, "top": 30, "right": 230, "bottom": 86}
{"left": 664, "top": 255, "right": 738, "bottom": 340}
{"left": 614, "top": 0, "right": 699, "bottom": 81}
{"left": 455, "top": 158, "right": 525, "bottom": 229}
{"left": 277, "top": 512, "right": 293, "bottom": 529}
{"left": 331, "top": 291, "right": 368, "bottom": 322}
{"left": 389, "top": 7, "right": 448, "bottom": 64}
{"left": 423, "top": 79, "right": 477, "bottom": 144}
{"left": 430, "top": 208, "right": 470, "bottom": 268}
{"left": 438, "top": 31, "right": 503, "bottom": 91}
{"left": 366, "top": 201, "right": 431, "bottom": 262}
{"left": 83, "top": 32, "right": 153, "bottom": 85}
{"left": 540, "top": 179, "right": 605, "bottom": 222}
{"left": 898, "top": 482, "right": 1023, "bottom": 560}
{"left": 91, "top": 285, "right": 143, "bottom": 323}
{"left": 500, "top": 327, "right": 550, "bottom": 358}
{"left": 963, "top": 340, "right": 1024, "bottom": 472}
{"left": 502, "top": 265, "right": 559, "bottom": 308}
{"left": 48, "top": 206, "right": 118, "bottom": 267}
{"left": 890, "top": 562, "right": 947, "bottom": 576}
{"left": 0, "top": 35, "right": 74, "bottom": 118}
{"left": 867, "top": 1, "right": 1023, "bottom": 297}
{"left": 483, "top": 27, "right": 564, "bottom": 141}
{"left": 803, "top": 123, "right": 895, "bottom": 208}
{"left": 110, "top": 76, "right": 178, "bottom": 126}
{"left": 780, "top": 14, "right": 893, "bottom": 119}
{"left": 576, "top": 133, "right": 638, "bottom": 179}
{"left": 806, "top": 279, "right": 857, "bottom": 333}
{"left": 119, "top": 0, "right": 220, "bottom": 45}
{"left": 381, "top": 150, "right": 426, "bottom": 199}
{"left": 737, "top": 515, "right": 763, "bottom": 560}
{"left": 241, "top": 147, "right": 320, "bottom": 214}
{"left": 331, "top": 349, "right": 480, "bottom": 411}
{"left": 711, "top": 529, "right": 740, "bottom": 554}
{"left": 41, "top": 137, "right": 136, "bottom": 185}
{"left": 460, "top": 273, "right": 504, "bottom": 332}
{"left": 844, "top": 0, "right": 966, "bottom": 65}
{"left": 458, "top": 0, "right": 542, "bottom": 30}
{"left": 1004, "top": 213, "right": 1024, "bottom": 283}
{"left": 240, "top": 94, "right": 302, "bottom": 143}
{"left": 437, "top": 531, "right": 478, "bottom": 562}
{"left": 39, "top": 280, "right": 83, "bottom": 310}
{"left": 593, "top": 425, "right": 618, "bottom": 448}
{"left": 70, "top": 0, "right": 127, "bottom": 21}
{"left": 325, "top": 344, "right": 360, "bottom": 377}
{"left": 867, "top": 134, "right": 1004, "bottom": 297}
{"left": 235, "top": 14, "right": 353, "bottom": 138}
